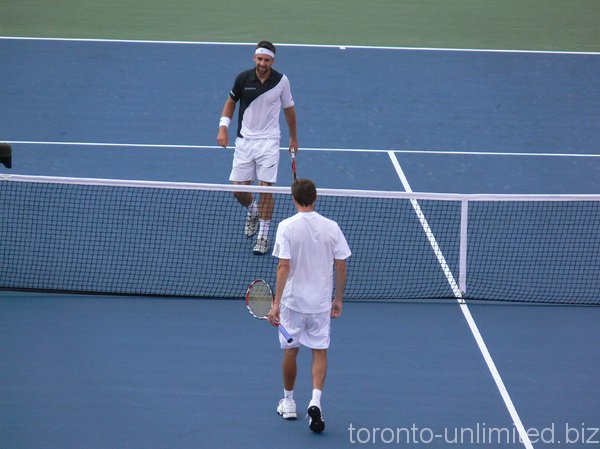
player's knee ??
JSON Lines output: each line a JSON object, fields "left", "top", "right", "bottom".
{"left": 284, "top": 347, "right": 299, "bottom": 357}
{"left": 233, "top": 191, "right": 250, "bottom": 205}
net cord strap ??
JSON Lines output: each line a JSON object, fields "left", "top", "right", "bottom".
{"left": 459, "top": 200, "right": 469, "bottom": 294}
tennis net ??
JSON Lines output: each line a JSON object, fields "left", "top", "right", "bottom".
{"left": 1, "top": 175, "right": 599, "bottom": 304}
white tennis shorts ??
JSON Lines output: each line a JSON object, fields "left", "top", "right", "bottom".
{"left": 279, "top": 304, "right": 331, "bottom": 350}
{"left": 229, "top": 137, "right": 280, "bottom": 183}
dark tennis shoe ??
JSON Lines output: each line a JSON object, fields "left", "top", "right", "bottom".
{"left": 307, "top": 403, "right": 325, "bottom": 433}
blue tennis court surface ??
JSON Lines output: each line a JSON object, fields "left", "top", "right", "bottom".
{"left": 2, "top": 38, "right": 600, "bottom": 193}
{"left": 2, "top": 294, "right": 599, "bottom": 448}
{"left": 1, "top": 38, "right": 599, "bottom": 449}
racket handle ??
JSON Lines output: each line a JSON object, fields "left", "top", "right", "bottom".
{"left": 291, "top": 150, "right": 297, "bottom": 181}
{"left": 278, "top": 324, "right": 293, "bottom": 343}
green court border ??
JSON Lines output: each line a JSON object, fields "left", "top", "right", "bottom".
{"left": 2, "top": 0, "right": 599, "bottom": 52}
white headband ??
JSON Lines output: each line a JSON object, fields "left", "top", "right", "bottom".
{"left": 255, "top": 47, "right": 275, "bottom": 59}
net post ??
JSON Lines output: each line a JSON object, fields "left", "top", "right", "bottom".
{"left": 459, "top": 198, "right": 468, "bottom": 295}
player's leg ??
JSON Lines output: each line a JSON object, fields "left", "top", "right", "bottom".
{"left": 311, "top": 348, "right": 327, "bottom": 391}
{"left": 277, "top": 306, "right": 301, "bottom": 420}
{"left": 253, "top": 138, "right": 279, "bottom": 255}
{"left": 305, "top": 311, "right": 331, "bottom": 433}
{"left": 232, "top": 180, "right": 253, "bottom": 207}
{"left": 231, "top": 180, "right": 260, "bottom": 238}
{"left": 229, "top": 138, "right": 260, "bottom": 238}
{"left": 258, "top": 184, "right": 275, "bottom": 221}
{"left": 277, "top": 346, "right": 299, "bottom": 420}
{"left": 283, "top": 347, "right": 299, "bottom": 391}
{"left": 252, "top": 184, "right": 274, "bottom": 254}
{"left": 307, "top": 349, "right": 327, "bottom": 432}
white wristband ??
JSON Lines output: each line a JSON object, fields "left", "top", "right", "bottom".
{"left": 219, "top": 117, "right": 231, "bottom": 128}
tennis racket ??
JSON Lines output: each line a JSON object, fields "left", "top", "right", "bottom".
{"left": 291, "top": 148, "right": 297, "bottom": 181}
{"left": 246, "top": 279, "right": 293, "bottom": 343}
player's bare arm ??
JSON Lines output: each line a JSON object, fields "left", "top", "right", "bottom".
{"left": 217, "top": 98, "right": 236, "bottom": 148}
{"left": 284, "top": 106, "right": 298, "bottom": 152}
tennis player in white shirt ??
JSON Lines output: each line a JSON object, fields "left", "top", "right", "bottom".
{"left": 268, "top": 178, "right": 351, "bottom": 433}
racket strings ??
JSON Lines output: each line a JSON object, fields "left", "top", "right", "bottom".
{"left": 248, "top": 282, "right": 273, "bottom": 318}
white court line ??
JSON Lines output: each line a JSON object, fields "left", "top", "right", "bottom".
{"left": 387, "top": 151, "right": 534, "bottom": 449}
{"left": 1, "top": 36, "right": 599, "bottom": 55}
{"left": 5, "top": 140, "right": 600, "bottom": 158}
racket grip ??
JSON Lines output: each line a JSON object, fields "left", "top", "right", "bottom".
{"left": 291, "top": 151, "right": 297, "bottom": 181}
{"left": 278, "top": 324, "right": 293, "bottom": 343}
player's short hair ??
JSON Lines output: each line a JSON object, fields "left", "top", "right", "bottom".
{"left": 292, "top": 179, "right": 317, "bottom": 207}
{"left": 256, "top": 41, "right": 276, "bottom": 55}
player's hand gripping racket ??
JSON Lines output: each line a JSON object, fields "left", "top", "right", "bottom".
{"left": 291, "top": 148, "right": 297, "bottom": 181}
{"left": 246, "top": 279, "right": 293, "bottom": 343}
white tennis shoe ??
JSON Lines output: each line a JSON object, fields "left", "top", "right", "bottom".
{"left": 277, "top": 398, "right": 297, "bottom": 420}
{"left": 253, "top": 238, "right": 269, "bottom": 255}
{"left": 244, "top": 213, "right": 259, "bottom": 238}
